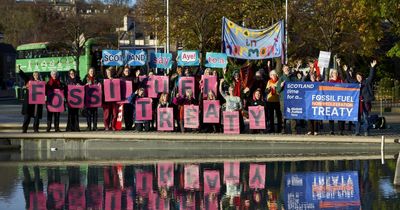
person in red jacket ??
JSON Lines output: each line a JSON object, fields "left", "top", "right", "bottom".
{"left": 328, "top": 68, "right": 345, "bottom": 135}
{"left": 46, "top": 70, "right": 64, "bottom": 132}
{"left": 102, "top": 67, "right": 118, "bottom": 131}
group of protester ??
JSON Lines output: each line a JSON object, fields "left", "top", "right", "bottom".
{"left": 18, "top": 58, "right": 377, "bottom": 136}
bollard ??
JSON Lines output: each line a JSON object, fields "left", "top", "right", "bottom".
{"left": 381, "top": 136, "right": 385, "bottom": 165}
{"left": 395, "top": 152, "right": 400, "bottom": 185}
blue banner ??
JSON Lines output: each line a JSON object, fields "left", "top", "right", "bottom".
{"left": 284, "top": 82, "right": 360, "bottom": 121}
{"left": 205, "top": 52, "right": 228, "bottom": 68}
{"left": 284, "top": 171, "right": 360, "bottom": 210}
{"left": 222, "top": 17, "right": 284, "bottom": 60}
{"left": 125, "top": 50, "right": 147, "bottom": 66}
{"left": 102, "top": 50, "right": 124, "bottom": 66}
{"left": 149, "top": 53, "right": 173, "bottom": 69}
{"left": 177, "top": 50, "right": 200, "bottom": 66}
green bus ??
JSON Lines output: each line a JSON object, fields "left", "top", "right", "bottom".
{"left": 15, "top": 38, "right": 101, "bottom": 81}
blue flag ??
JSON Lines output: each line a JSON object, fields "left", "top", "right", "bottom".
{"left": 102, "top": 50, "right": 124, "bottom": 66}
{"left": 125, "top": 50, "right": 147, "bottom": 66}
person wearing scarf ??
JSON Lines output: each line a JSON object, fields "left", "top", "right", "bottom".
{"left": 266, "top": 70, "right": 282, "bottom": 133}
{"left": 18, "top": 66, "right": 43, "bottom": 133}
{"left": 46, "top": 70, "right": 64, "bottom": 132}
{"left": 65, "top": 69, "right": 82, "bottom": 132}
{"left": 83, "top": 67, "right": 100, "bottom": 131}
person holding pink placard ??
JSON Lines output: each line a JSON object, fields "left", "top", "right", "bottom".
{"left": 83, "top": 67, "right": 100, "bottom": 131}
{"left": 249, "top": 88, "right": 267, "bottom": 134}
{"left": 201, "top": 90, "right": 220, "bottom": 133}
{"left": 118, "top": 67, "right": 134, "bottom": 130}
{"left": 219, "top": 78, "right": 244, "bottom": 133}
{"left": 46, "top": 70, "right": 64, "bottom": 132}
{"left": 65, "top": 69, "right": 83, "bottom": 132}
{"left": 102, "top": 67, "right": 118, "bottom": 131}
{"left": 173, "top": 89, "right": 198, "bottom": 133}
{"left": 18, "top": 66, "right": 43, "bottom": 133}
{"left": 128, "top": 87, "right": 151, "bottom": 132}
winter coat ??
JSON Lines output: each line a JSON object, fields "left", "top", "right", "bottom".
{"left": 19, "top": 70, "right": 43, "bottom": 118}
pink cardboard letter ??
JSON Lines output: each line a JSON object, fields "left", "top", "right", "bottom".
{"left": 203, "top": 100, "right": 220, "bottom": 123}
{"left": 47, "top": 183, "right": 65, "bottom": 210}
{"left": 135, "top": 171, "right": 153, "bottom": 196}
{"left": 223, "top": 111, "right": 240, "bottom": 134}
{"left": 105, "top": 189, "right": 122, "bottom": 210}
{"left": 184, "top": 105, "right": 199, "bottom": 128}
{"left": 28, "top": 81, "right": 46, "bottom": 104}
{"left": 68, "top": 185, "right": 86, "bottom": 210}
{"left": 47, "top": 89, "right": 64, "bottom": 112}
{"left": 85, "top": 84, "right": 102, "bottom": 108}
{"left": 249, "top": 164, "right": 266, "bottom": 189}
{"left": 201, "top": 75, "right": 217, "bottom": 98}
{"left": 104, "top": 79, "right": 121, "bottom": 102}
{"left": 158, "top": 163, "right": 174, "bottom": 187}
{"left": 204, "top": 170, "right": 221, "bottom": 194}
{"left": 184, "top": 164, "right": 200, "bottom": 190}
{"left": 120, "top": 80, "right": 133, "bottom": 104}
{"left": 157, "top": 107, "right": 174, "bottom": 131}
{"left": 67, "top": 85, "right": 85, "bottom": 108}
{"left": 224, "top": 162, "right": 240, "bottom": 184}
{"left": 248, "top": 106, "right": 266, "bottom": 129}
{"left": 178, "top": 76, "right": 195, "bottom": 96}
{"left": 135, "top": 98, "right": 153, "bottom": 120}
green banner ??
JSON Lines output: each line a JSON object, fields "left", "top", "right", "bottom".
{"left": 16, "top": 56, "right": 77, "bottom": 72}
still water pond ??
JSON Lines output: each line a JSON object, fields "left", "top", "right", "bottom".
{"left": 0, "top": 159, "right": 399, "bottom": 210}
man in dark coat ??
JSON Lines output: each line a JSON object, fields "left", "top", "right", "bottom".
{"left": 18, "top": 67, "right": 43, "bottom": 133}
{"left": 355, "top": 60, "right": 377, "bottom": 136}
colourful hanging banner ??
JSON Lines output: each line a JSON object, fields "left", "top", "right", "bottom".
{"left": 222, "top": 17, "right": 283, "bottom": 60}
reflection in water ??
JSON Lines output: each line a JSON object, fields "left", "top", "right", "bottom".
{"left": 10, "top": 160, "right": 400, "bottom": 209}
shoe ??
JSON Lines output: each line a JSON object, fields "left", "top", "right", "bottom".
{"left": 306, "top": 132, "right": 312, "bottom": 135}
{"left": 339, "top": 131, "right": 344, "bottom": 135}
{"left": 104, "top": 127, "right": 110, "bottom": 131}
{"left": 314, "top": 132, "right": 318, "bottom": 136}
{"left": 55, "top": 129, "right": 61, "bottom": 132}
{"left": 354, "top": 133, "right": 361, "bottom": 136}
{"left": 330, "top": 131, "right": 334, "bottom": 135}
{"left": 364, "top": 132, "right": 369, "bottom": 136}
{"left": 22, "top": 130, "right": 27, "bottom": 133}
